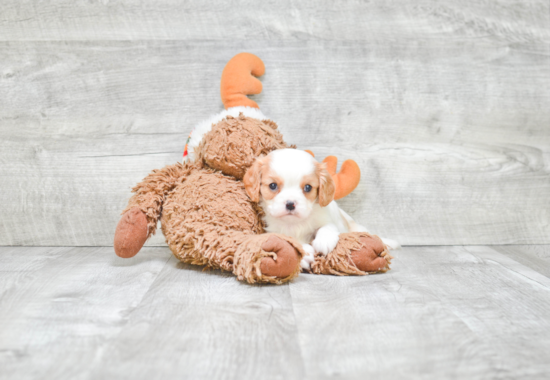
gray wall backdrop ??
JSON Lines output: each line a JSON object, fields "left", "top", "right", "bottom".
{"left": 1, "top": 0, "right": 549, "bottom": 246}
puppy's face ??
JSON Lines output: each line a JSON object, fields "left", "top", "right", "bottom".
{"left": 244, "top": 149, "right": 335, "bottom": 222}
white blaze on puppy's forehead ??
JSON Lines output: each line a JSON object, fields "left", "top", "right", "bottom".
{"left": 269, "top": 149, "right": 317, "bottom": 185}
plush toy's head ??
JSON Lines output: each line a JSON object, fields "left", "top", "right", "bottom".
{"left": 196, "top": 114, "right": 288, "bottom": 179}
{"left": 184, "top": 52, "right": 292, "bottom": 179}
{"left": 183, "top": 52, "right": 360, "bottom": 196}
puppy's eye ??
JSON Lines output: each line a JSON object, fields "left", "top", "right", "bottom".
{"left": 304, "top": 184, "right": 312, "bottom": 193}
{"left": 269, "top": 183, "right": 278, "bottom": 191}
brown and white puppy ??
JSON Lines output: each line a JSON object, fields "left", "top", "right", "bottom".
{"left": 244, "top": 149, "right": 399, "bottom": 270}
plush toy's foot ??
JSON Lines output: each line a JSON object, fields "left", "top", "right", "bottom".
{"left": 260, "top": 236, "right": 302, "bottom": 278}
{"left": 114, "top": 207, "right": 148, "bottom": 258}
{"left": 233, "top": 234, "right": 304, "bottom": 284}
{"left": 310, "top": 232, "right": 392, "bottom": 276}
{"left": 349, "top": 235, "right": 392, "bottom": 273}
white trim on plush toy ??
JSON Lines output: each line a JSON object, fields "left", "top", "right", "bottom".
{"left": 184, "top": 106, "right": 268, "bottom": 163}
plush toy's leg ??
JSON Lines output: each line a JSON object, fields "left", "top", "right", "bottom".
{"left": 233, "top": 233, "right": 305, "bottom": 284}
{"left": 123, "top": 162, "right": 200, "bottom": 235}
{"left": 114, "top": 162, "right": 201, "bottom": 257}
{"left": 310, "top": 232, "right": 392, "bottom": 276}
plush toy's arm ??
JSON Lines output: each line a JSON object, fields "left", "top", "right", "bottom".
{"left": 123, "top": 162, "right": 196, "bottom": 235}
{"left": 114, "top": 162, "right": 198, "bottom": 258}
{"left": 304, "top": 151, "right": 361, "bottom": 200}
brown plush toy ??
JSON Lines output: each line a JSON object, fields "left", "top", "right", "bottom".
{"left": 114, "top": 53, "right": 392, "bottom": 284}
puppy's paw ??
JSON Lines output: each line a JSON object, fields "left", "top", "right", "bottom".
{"left": 381, "top": 237, "right": 401, "bottom": 250}
{"left": 312, "top": 231, "right": 340, "bottom": 256}
{"left": 300, "top": 244, "right": 316, "bottom": 271}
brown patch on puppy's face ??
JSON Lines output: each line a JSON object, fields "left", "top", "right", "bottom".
{"left": 243, "top": 155, "right": 270, "bottom": 202}
{"left": 300, "top": 173, "right": 320, "bottom": 202}
{"left": 316, "top": 162, "right": 335, "bottom": 207}
{"left": 259, "top": 168, "right": 284, "bottom": 201}
{"left": 245, "top": 157, "right": 287, "bottom": 202}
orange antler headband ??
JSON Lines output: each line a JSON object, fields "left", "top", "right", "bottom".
{"left": 323, "top": 156, "right": 361, "bottom": 200}
{"left": 306, "top": 151, "right": 361, "bottom": 200}
{"left": 220, "top": 52, "right": 265, "bottom": 109}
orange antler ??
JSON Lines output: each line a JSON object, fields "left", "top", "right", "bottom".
{"left": 323, "top": 156, "right": 361, "bottom": 200}
{"left": 220, "top": 52, "right": 265, "bottom": 109}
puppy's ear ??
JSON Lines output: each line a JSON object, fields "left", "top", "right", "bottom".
{"left": 317, "top": 162, "right": 336, "bottom": 207}
{"left": 243, "top": 156, "right": 266, "bottom": 202}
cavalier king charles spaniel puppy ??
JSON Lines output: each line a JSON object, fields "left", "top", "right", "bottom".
{"left": 244, "top": 149, "right": 399, "bottom": 270}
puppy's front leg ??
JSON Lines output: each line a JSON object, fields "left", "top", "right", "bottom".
{"left": 312, "top": 223, "right": 340, "bottom": 255}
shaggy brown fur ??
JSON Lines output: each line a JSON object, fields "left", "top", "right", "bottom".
{"left": 233, "top": 234, "right": 304, "bottom": 284}
{"left": 197, "top": 113, "right": 289, "bottom": 180}
{"left": 311, "top": 233, "right": 393, "bottom": 276}
{"left": 115, "top": 113, "right": 392, "bottom": 284}
{"left": 117, "top": 115, "right": 306, "bottom": 283}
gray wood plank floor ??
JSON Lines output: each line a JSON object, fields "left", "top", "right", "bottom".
{"left": 1, "top": 245, "right": 549, "bottom": 379}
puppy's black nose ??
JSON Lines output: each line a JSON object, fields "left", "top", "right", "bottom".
{"left": 286, "top": 201, "right": 296, "bottom": 211}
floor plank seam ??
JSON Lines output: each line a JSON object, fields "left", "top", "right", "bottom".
{"left": 286, "top": 282, "right": 308, "bottom": 378}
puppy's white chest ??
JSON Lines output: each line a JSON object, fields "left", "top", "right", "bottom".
{"left": 263, "top": 217, "right": 318, "bottom": 244}
{"left": 262, "top": 203, "right": 337, "bottom": 245}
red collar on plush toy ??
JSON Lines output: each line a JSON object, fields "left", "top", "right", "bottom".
{"left": 182, "top": 130, "right": 193, "bottom": 163}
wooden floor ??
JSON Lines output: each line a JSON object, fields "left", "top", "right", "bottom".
{"left": 1, "top": 245, "right": 549, "bottom": 379}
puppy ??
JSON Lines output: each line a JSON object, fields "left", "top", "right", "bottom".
{"left": 243, "top": 148, "right": 399, "bottom": 270}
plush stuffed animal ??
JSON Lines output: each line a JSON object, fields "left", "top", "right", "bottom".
{"left": 114, "top": 53, "right": 392, "bottom": 284}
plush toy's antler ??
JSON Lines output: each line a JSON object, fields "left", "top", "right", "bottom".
{"left": 220, "top": 53, "right": 265, "bottom": 109}
{"left": 323, "top": 156, "right": 361, "bottom": 200}
{"left": 305, "top": 151, "right": 361, "bottom": 200}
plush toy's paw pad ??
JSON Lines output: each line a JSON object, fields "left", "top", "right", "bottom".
{"left": 300, "top": 244, "right": 316, "bottom": 271}
{"left": 260, "top": 236, "right": 301, "bottom": 278}
{"left": 312, "top": 231, "right": 340, "bottom": 256}
{"left": 114, "top": 207, "right": 148, "bottom": 258}
{"left": 350, "top": 235, "right": 391, "bottom": 273}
